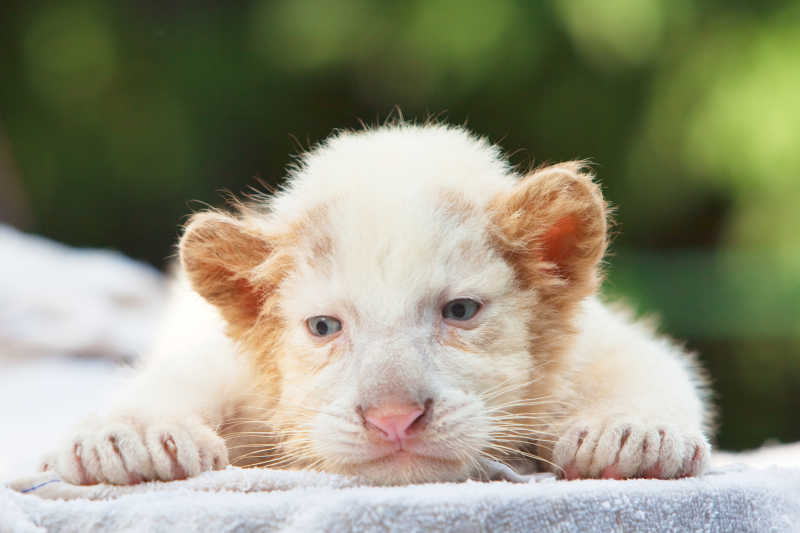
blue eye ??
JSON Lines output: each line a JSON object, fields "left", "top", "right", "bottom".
{"left": 307, "top": 316, "right": 342, "bottom": 337}
{"left": 442, "top": 299, "right": 481, "bottom": 321}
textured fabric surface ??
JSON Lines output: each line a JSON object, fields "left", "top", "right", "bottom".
{"left": 0, "top": 224, "right": 164, "bottom": 363}
{"left": 4, "top": 465, "right": 800, "bottom": 533}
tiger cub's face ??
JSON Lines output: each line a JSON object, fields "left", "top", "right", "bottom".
{"left": 180, "top": 125, "right": 607, "bottom": 484}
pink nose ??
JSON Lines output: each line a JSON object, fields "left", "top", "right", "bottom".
{"left": 363, "top": 404, "right": 425, "bottom": 442}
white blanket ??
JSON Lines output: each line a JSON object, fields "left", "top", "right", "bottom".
{"left": 4, "top": 465, "right": 800, "bottom": 532}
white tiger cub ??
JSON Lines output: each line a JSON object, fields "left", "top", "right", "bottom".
{"left": 46, "top": 122, "right": 712, "bottom": 485}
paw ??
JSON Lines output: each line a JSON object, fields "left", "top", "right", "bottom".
{"left": 552, "top": 418, "right": 710, "bottom": 480}
{"left": 45, "top": 415, "right": 229, "bottom": 485}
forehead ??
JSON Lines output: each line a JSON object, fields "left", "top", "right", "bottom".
{"left": 270, "top": 125, "right": 520, "bottom": 322}
{"left": 283, "top": 191, "right": 514, "bottom": 324}
{"left": 328, "top": 189, "right": 492, "bottom": 278}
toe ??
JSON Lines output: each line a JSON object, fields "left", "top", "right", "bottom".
{"left": 681, "top": 436, "right": 710, "bottom": 477}
{"left": 656, "top": 427, "right": 683, "bottom": 478}
{"left": 146, "top": 425, "right": 201, "bottom": 481}
{"left": 55, "top": 441, "right": 87, "bottom": 485}
{"left": 615, "top": 426, "right": 647, "bottom": 478}
{"left": 90, "top": 433, "right": 131, "bottom": 485}
{"left": 589, "top": 423, "right": 630, "bottom": 478}
{"left": 186, "top": 421, "right": 228, "bottom": 473}
{"left": 99, "top": 424, "right": 155, "bottom": 484}
{"left": 553, "top": 423, "right": 590, "bottom": 476}
{"left": 640, "top": 428, "right": 663, "bottom": 477}
{"left": 574, "top": 426, "right": 602, "bottom": 477}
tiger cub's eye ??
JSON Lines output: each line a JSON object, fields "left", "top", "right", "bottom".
{"left": 442, "top": 299, "right": 481, "bottom": 321}
{"left": 306, "top": 316, "right": 342, "bottom": 337}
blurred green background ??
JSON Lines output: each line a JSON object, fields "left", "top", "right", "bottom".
{"left": 1, "top": 0, "right": 798, "bottom": 451}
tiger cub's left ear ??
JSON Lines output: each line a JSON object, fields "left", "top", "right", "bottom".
{"left": 490, "top": 162, "right": 609, "bottom": 307}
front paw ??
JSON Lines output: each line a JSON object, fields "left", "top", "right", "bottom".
{"left": 552, "top": 418, "right": 709, "bottom": 480}
{"left": 44, "top": 415, "right": 229, "bottom": 485}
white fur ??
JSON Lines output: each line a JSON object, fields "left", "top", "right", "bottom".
{"left": 48, "top": 123, "right": 711, "bottom": 485}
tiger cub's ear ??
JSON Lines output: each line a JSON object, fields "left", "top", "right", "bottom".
{"left": 490, "top": 162, "right": 609, "bottom": 308}
{"left": 179, "top": 212, "right": 273, "bottom": 329}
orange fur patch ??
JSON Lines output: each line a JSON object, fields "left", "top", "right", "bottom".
{"left": 488, "top": 161, "right": 608, "bottom": 309}
{"left": 180, "top": 212, "right": 273, "bottom": 329}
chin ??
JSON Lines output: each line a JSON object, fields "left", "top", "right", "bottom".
{"left": 334, "top": 452, "right": 475, "bottom": 486}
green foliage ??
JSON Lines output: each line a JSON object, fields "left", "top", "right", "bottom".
{"left": 0, "top": 0, "right": 798, "bottom": 450}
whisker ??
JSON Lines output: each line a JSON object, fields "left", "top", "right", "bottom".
{"left": 482, "top": 444, "right": 563, "bottom": 473}
{"left": 488, "top": 423, "right": 558, "bottom": 434}
{"left": 489, "top": 436, "right": 559, "bottom": 447}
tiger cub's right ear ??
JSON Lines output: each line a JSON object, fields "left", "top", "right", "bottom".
{"left": 179, "top": 212, "right": 273, "bottom": 329}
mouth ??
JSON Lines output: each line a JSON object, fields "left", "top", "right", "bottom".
{"left": 341, "top": 448, "right": 469, "bottom": 485}
{"left": 355, "top": 438, "right": 460, "bottom": 464}
{"left": 349, "top": 443, "right": 467, "bottom": 478}
{"left": 367, "top": 448, "right": 452, "bottom": 464}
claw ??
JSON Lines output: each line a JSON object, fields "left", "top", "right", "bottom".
{"left": 576, "top": 430, "right": 588, "bottom": 448}
{"left": 73, "top": 443, "right": 91, "bottom": 485}
{"left": 162, "top": 435, "right": 187, "bottom": 480}
{"left": 600, "top": 464, "right": 623, "bottom": 479}
{"left": 643, "top": 464, "right": 662, "bottom": 478}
